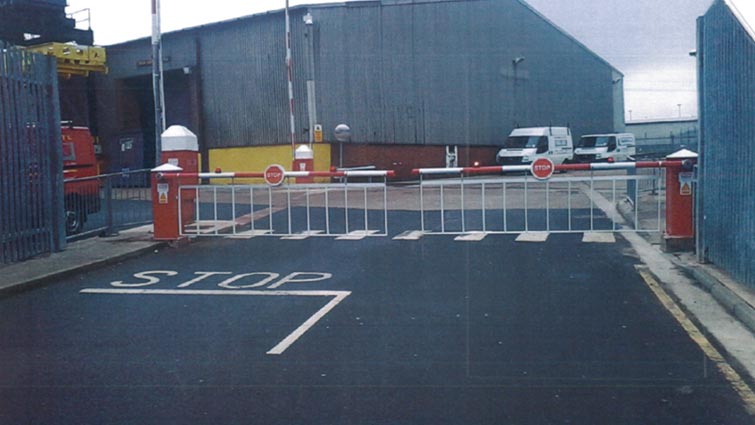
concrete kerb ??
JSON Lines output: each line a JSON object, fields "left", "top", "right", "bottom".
{"left": 616, "top": 197, "right": 755, "bottom": 337}
{"left": 0, "top": 230, "right": 166, "bottom": 297}
{"left": 688, "top": 266, "right": 755, "bottom": 335}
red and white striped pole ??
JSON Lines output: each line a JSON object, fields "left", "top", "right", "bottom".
{"left": 285, "top": 0, "right": 296, "bottom": 158}
{"left": 151, "top": 0, "right": 166, "bottom": 165}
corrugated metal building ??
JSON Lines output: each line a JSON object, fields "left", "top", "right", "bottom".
{"left": 697, "top": 0, "right": 755, "bottom": 288}
{"left": 95, "top": 0, "right": 624, "bottom": 177}
{"left": 625, "top": 118, "right": 699, "bottom": 159}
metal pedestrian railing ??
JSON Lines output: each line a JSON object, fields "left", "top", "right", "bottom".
{"left": 64, "top": 169, "right": 153, "bottom": 240}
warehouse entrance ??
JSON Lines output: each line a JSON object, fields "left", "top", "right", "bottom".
{"left": 108, "top": 70, "right": 195, "bottom": 173}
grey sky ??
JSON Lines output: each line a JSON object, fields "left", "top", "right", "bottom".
{"left": 65, "top": 0, "right": 715, "bottom": 120}
{"left": 526, "top": 0, "right": 712, "bottom": 120}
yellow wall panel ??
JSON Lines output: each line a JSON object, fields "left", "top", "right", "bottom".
{"left": 209, "top": 144, "right": 332, "bottom": 184}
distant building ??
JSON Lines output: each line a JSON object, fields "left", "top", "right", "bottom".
{"left": 625, "top": 118, "right": 699, "bottom": 159}
{"left": 95, "top": 0, "right": 625, "bottom": 178}
{"left": 697, "top": 0, "right": 755, "bottom": 288}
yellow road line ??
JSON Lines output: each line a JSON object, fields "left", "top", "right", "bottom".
{"left": 636, "top": 266, "right": 755, "bottom": 416}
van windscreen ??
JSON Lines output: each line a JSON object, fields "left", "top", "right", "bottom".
{"left": 577, "top": 136, "right": 614, "bottom": 148}
{"left": 504, "top": 136, "right": 546, "bottom": 149}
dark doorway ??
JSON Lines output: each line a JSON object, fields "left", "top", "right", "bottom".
{"left": 110, "top": 70, "right": 193, "bottom": 172}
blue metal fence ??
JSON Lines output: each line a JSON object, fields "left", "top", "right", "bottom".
{"left": 0, "top": 47, "right": 65, "bottom": 265}
{"left": 698, "top": 1, "right": 755, "bottom": 288}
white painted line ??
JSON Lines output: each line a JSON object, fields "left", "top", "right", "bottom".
{"left": 582, "top": 232, "right": 616, "bottom": 243}
{"left": 335, "top": 230, "right": 379, "bottom": 240}
{"left": 266, "top": 291, "right": 350, "bottom": 355}
{"left": 80, "top": 288, "right": 350, "bottom": 355}
{"left": 183, "top": 221, "right": 235, "bottom": 235}
{"left": 454, "top": 232, "right": 487, "bottom": 242}
{"left": 392, "top": 230, "right": 424, "bottom": 241}
{"left": 515, "top": 232, "right": 549, "bottom": 243}
{"left": 281, "top": 230, "right": 324, "bottom": 240}
{"left": 227, "top": 229, "right": 272, "bottom": 239}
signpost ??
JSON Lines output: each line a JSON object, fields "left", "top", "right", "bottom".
{"left": 530, "top": 157, "right": 554, "bottom": 180}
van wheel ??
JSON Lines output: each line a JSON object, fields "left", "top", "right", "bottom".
{"left": 65, "top": 209, "right": 86, "bottom": 235}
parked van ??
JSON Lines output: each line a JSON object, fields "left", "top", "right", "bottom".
{"left": 62, "top": 126, "right": 101, "bottom": 234}
{"left": 574, "top": 133, "right": 636, "bottom": 163}
{"left": 496, "top": 127, "right": 573, "bottom": 166}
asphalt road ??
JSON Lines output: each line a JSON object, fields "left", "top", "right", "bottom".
{"left": 1, "top": 211, "right": 752, "bottom": 424}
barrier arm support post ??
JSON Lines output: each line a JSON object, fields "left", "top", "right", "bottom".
{"left": 151, "top": 163, "right": 185, "bottom": 241}
{"left": 661, "top": 150, "right": 698, "bottom": 252}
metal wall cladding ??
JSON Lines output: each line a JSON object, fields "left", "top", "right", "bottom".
{"left": 0, "top": 49, "right": 64, "bottom": 264}
{"left": 699, "top": 1, "right": 755, "bottom": 288}
{"left": 199, "top": 14, "right": 309, "bottom": 148}
{"left": 311, "top": 0, "right": 617, "bottom": 146}
{"left": 98, "top": 0, "right": 619, "bottom": 151}
{"left": 0, "top": 0, "right": 66, "bottom": 7}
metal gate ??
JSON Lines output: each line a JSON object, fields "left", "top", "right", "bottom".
{"left": 177, "top": 171, "right": 392, "bottom": 238}
{"left": 416, "top": 167, "right": 666, "bottom": 235}
{"left": 1, "top": 48, "right": 64, "bottom": 264}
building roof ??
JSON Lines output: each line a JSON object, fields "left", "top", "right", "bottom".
{"left": 626, "top": 117, "right": 698, "bottom": 126}
{"left": 106, "top": 0, "right": 621, "bottom": 74}
{"left": 725, "top": 0, "right": 755, "bottom": 41}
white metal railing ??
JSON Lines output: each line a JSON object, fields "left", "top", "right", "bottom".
{"left": 416, "top": 172, "right": 665, "bottom": 235}
{"left": 177, "top": 174, "right": 391, "bottom": 238}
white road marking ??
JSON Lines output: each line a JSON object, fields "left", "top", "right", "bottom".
{"left": 582, "top": 232, "right": 616, "bottom": 243}
{"left": 392, "top": 230, "right": 424, "bottom": 240}
{"left": 266, "top": 291, "right": 350, "bottom": 355}
{"left": 454, "top": 232, "right": 487, "bottom": 242}
{"left": 182, "top": 221, "right": 236, "bottom": 235}
{"left": 281, "top": 230, "right": 324, "bottom": 240}
{"left": 335, "top": 230, "right": 378, "bottom": 240}
{"left": 227, "top": 229, "right": 272, "bottom": 239}
{"left": 79, "top": 288, "right": 350, "bottom": 355}
{"left": 515, "top": 232, "right": 549, "bottom": 242}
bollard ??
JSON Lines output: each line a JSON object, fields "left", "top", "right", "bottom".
{"left": 292, "top": 144, "right": 314, "bottom": 183}
{"left": 663, "top": 149, "right": 698, "bottom": 252}
{"left": 161, "top": 126, "right": 200, "bottom": 230}
{"left": 151, "top": 164, "right": 184, "bottom": 241}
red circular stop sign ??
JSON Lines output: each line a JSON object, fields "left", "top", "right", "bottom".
{"left": 264, "top": 164, "right": 286, "bottom": 186}
{"left": 530, "top": 157, "right": 554, "bottom": 180}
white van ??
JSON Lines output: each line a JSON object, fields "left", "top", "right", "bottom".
{"left": 574, "top": 133, "right": 636, "bottom": 163}
{"left": 496, "top": 127, "right": 574, "bottom": 166}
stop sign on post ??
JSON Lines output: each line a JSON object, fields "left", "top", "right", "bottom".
{"left": 531, "top": 157, "right": 555, "bottom": 180}
{"left": 264, "top": 164, "right": 286, "bottom": 186}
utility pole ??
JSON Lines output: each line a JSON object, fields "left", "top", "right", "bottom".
{"left": 152, "top": 0, "right": 166, "bottom": 165}
{"left": 285, "top": 0, "right": 296, "bottom": 158}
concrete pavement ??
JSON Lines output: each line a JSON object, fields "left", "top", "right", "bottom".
{"left": 0, "top": 225, "right": 162, "bottom": 295}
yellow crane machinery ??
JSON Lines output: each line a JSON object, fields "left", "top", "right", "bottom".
{"left": 25, "top": 42, "right": 107, "bottom": 78}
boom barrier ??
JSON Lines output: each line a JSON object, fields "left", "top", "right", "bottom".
{"left": 151, "top": 167, "right": 395, "bottom": 240}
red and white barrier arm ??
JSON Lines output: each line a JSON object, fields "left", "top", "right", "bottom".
{"left": 157, "top": 170, "right": 396, "bottom": 179}
{"left": 556, "top": 160, "right": 685, "bottom": 171}
{"left": 413, "top": 161, "right": 686, "bottom": 176}
{"left": 413, "top": 165, "right": 530, "bottom": 175}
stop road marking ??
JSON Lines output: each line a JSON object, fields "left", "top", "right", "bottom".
{"left": 80, "top": 270, "right": 343, "bottom": 355}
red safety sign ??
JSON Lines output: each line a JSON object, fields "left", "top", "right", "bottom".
{"left": 530, "top": 157, "right": 554, "bottom": 180}
{"left": 264, "top": 164, "right": 286, "bottom": 186}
